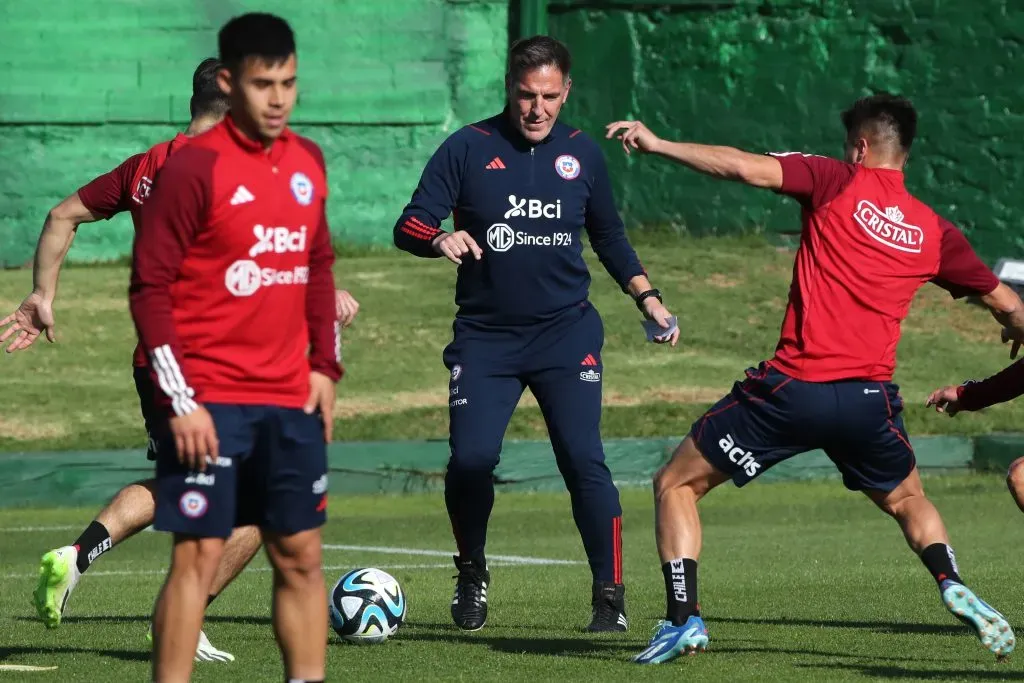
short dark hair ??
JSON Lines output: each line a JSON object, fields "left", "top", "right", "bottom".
{"left": 506, "top": 35, "right": 571, "bottom": 86}
{"left": 218, "top": 13, "right": 295, "bottom": 71}
{"left": 841, "top": 93, "right": 918, "bottom": 155}
{"left": 189, "top": 58, "right": 229, "bottom": 119}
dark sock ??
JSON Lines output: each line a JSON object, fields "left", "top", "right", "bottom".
{"left": 663, "top": 558, "right": 700, "bottom": 625}
{"left": 920, "top": 542, "right": 963, "bottom": 586}
{"left": 73, "top": 521, "right": 112, "bottom": 574}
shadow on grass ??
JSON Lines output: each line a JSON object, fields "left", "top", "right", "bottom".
{"left": 398, "top": 629, "right": 633, "bottom": 659}
{"left": 714, "top": 615, "right": 965, "bottom": 636}
{"left": 0, "top": 645, "right": 147, "bottom": 663}
{"left": 22, "top": 615, "right": 150, "bottom": 626}
{"left": 794, "top": 662, "right": 1024, "bottom": 680}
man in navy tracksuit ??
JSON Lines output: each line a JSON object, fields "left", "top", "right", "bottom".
{"left": 394, "top": 36, "right": 679, "bottom": 633}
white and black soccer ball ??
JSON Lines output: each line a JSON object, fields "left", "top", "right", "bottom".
{"left": 329, "top": 567, "right": 406, "bottom": 644}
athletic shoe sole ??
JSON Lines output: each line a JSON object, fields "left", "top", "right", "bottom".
{"left": 943, "top": 584, "right": 1015, "bottom": 659}
{"left": 33, "top": 551, "right": 72, "bottom": 629}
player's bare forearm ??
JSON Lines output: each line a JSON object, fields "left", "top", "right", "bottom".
{"left": 33, "top": 194, "right": 101, "bottom": 300}
{"left": 652, "top": 141, "right": 783, "bottom": 189}
{"left": 627, "top": 275, "right": 654, "bottom": 298}
{"left": 982, "top": 283, "right": 1024, "bottom": 338}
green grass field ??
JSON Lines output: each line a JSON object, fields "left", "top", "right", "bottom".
{"left": 1, "top": 477, "right": 1023, "bottom": 681}
{"left": 1, "top": 235, "right": 1021, "bottom": 452}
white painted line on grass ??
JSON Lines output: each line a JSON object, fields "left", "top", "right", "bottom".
{"left": 0, "top": 665, "right": 58, "bottom": 672}
{"left": 0, "top": 525, "right": 77, "bottom": 533}
{"left": 323, "top": 544, "right": 583, "bottom": 565}
{"left": 0, "top": 563, "right": 459, "bottom": 581}
{"left": 0, "top": 559, "right": 560, "bottom": 581}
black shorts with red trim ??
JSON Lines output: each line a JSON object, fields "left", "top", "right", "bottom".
{"left": 690, "top": 362, "right": 915, "bottom": 492}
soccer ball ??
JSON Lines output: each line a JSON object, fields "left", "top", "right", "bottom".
{"left": 329, "top": 567, "right": 406, "bottom": 644}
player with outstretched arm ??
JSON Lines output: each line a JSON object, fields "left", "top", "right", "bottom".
{"left": 606, "top": 94, "right": 1024, "bottom": 663}
{"left": 0, "top": 58, "right": 240, "bottom": 661}
{"left": 0, "top": 59, "right": 360, "bottom": 664}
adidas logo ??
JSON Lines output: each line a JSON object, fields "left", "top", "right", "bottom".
{"left": 230, "top": 185, "right": 255, "bottom": 206}
{"left": 581, "top": 354, "right": 599, "bottom": 366}
{"left": 485, "top": 157, "right": 506, "bottom": 170}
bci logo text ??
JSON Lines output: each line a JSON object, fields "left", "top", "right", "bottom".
{"left": 504, "top": 195, "right": 561, "bottom": 220}
{"left": 249, "top": 224, "right": 308, "bottom": 257}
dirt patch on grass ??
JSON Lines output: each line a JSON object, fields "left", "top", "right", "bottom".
{"left": 333, "top": 385, "right": 723, "bottom": 417}
{"left": 346, "top": 270, "right": 408, "bottom": 291}
{"left": 0, "top": 415, "right": 69, "bottom": 441}
{"left": 706, "top": 273, "right": 740, "bottom": 288}
{"left": 606, "top": 387, "right": 723, "bottom": 405}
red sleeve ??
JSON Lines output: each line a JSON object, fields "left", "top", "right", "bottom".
{"left": 769, "top": 153, "right": 857, "bottom": 209}
{"left": 957, "top": 362, "right": 1024, "bottom": 411}
{"left": 296, "top": 138, "right": 343, "bottom": 382}
{"left": 128, "top": 146, "right": 216, "bottom": 416}
{"left": 77, "top": 153, "right": 144, "bottom": 218}
{"left": 931, "top": 219, "right": 999, "bottom": 299}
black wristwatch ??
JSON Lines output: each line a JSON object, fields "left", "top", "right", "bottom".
{"left": 635, "top": 288, "right": 662, "bottom": 311}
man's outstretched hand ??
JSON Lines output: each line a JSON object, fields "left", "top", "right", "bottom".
{"left": 605, "top": 120, "right": 663, "bottom": 156}
{"left": 0, "top": 293, "right": 56, "bottom": 353}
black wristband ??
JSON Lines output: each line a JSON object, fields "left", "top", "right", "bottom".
{"left": 635, "top": 288, "right": 662, "bottom": 311}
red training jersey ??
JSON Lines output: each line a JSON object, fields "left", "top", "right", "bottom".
{"left": 767, "top": 153, "right": 999, "bottom": 382}
{"left": 77, "top": 134, "right": 190, "bottom": 367}
{"left": 129, "top": 115, "right": 342, "bottom": 415}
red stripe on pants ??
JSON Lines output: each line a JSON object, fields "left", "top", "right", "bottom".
{"left": 613, "top": 516, "right": 623, "bottom": 584}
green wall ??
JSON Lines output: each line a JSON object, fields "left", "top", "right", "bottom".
{"left": 0, "top": 0, "right": 508, "bottom": 267}
{"left": 550, "top": 0, "right": 1024, "bottom": 260}
{"left": 3, "top": 0, "right": 1022, "bottom": 266}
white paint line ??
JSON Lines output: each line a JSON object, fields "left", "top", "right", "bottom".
{"left": 323, "top": 544, "right": 583, "bottom": 565}
{"left": 0, "top": 525, "right": 77, "bottom": 533}
{"left": 0, "top": 561, "right": 557, "bottom": 581}
{"left": 0, "top": 665, "right": 58, "bottom": 672}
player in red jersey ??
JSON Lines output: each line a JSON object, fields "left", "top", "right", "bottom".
{"left": 130, "top": 13, "right": 339, "bottom": 682}
{"left": 607, "top": 94, "right": 1024, "bottom": 664}
{"left": 0, "top": 59, "right": 242, "bottom": 661}
{"left": 0, "top": 57, "right": 359, "bottom": 662}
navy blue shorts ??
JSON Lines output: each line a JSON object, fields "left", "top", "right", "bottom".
{"left": 153, "top": 404, "right": 328, "bottom": 539}
{"left": 691, "top": 362, "right": 916, "bottom": 492}
{"left": 133, "top": 367, "right": 159, "bottom": 461}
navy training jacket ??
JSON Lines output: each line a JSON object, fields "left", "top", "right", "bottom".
{"left": 394, "top": 111, "right": 645, "bottom": 325}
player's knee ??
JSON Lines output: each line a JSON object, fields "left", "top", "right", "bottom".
{"left": 653, "top": 439, "right": 713, "bottom": 501}
{"left": 171, "top": 536, "right": 224, "bottom": 584}
{"left": 1006, "top": 457, "right": 1024, "bottom": 497}
{"left": 111, "top": 479, "right": 157, "bottom": 504}
{"left": 268, "top": 532, "right": 323, "bottom": 579}
{"left": 447, "top": 449, "right": 500, "bottom": 475}
{"left": 653, "top": 464, "right": 697, "bottom": 502}
{"left": 554, "top": 445, "right": 608, "bottom": 477}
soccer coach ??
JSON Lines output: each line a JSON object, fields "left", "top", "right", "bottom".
{"left": 394, "top": 35, "right": 679, "bottom": 634}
